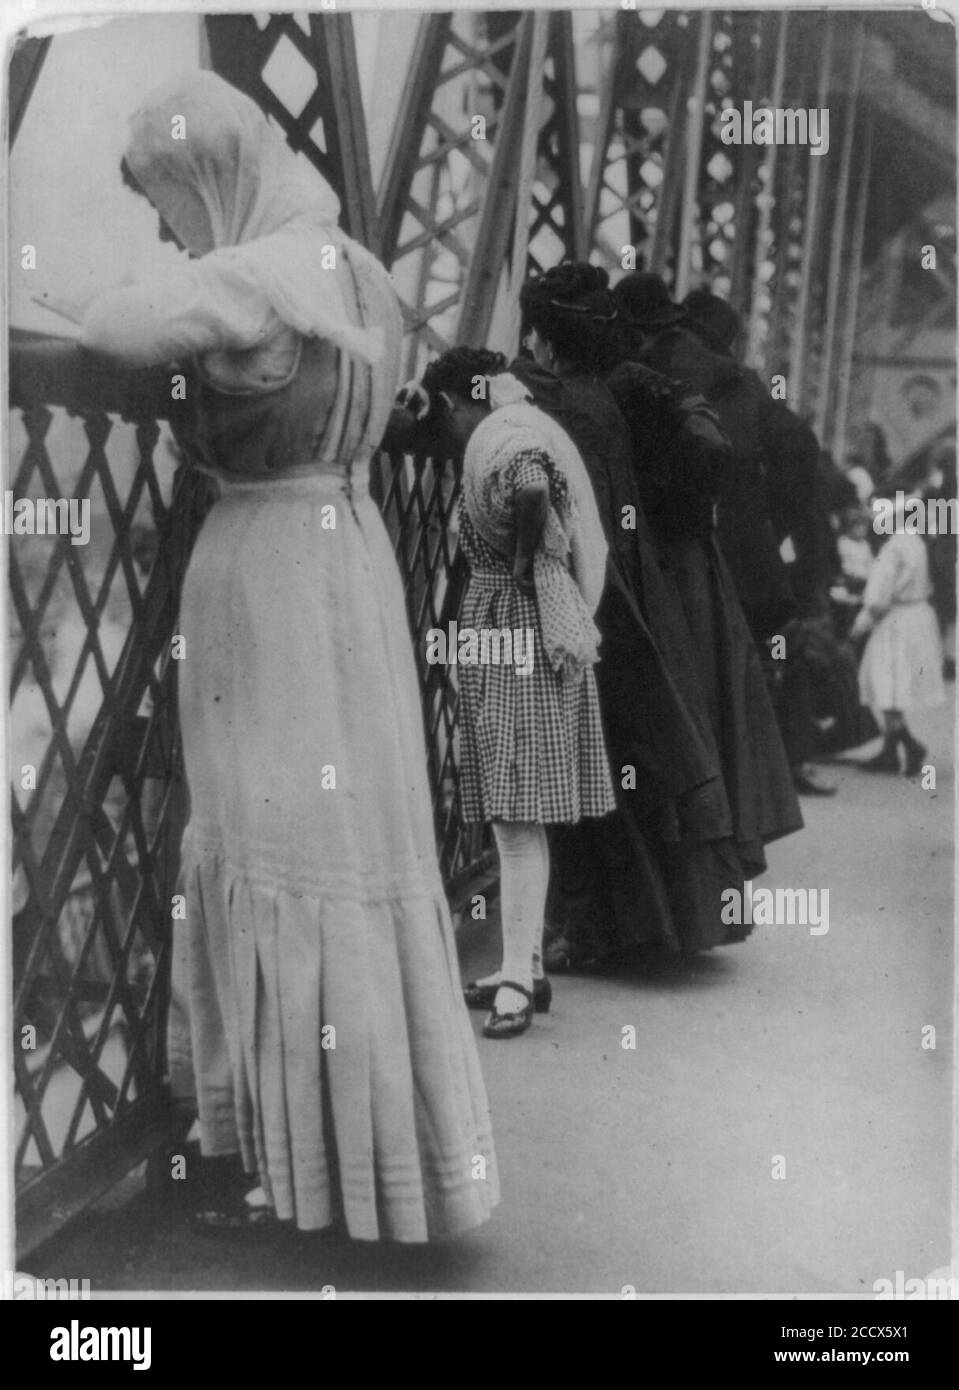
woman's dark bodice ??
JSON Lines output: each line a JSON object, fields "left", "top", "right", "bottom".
{"left": 169, "top": 240, "right": 402, "bottom": 479}
{"left": 176, "top": 334, "right": 340, "bottom": 475}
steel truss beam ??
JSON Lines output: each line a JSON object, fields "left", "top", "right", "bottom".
{"left": 204, "top": 12, "right": 377, "bottom": 249}
{"left": 8, "top": 35, "right": 50, "bottom": 146}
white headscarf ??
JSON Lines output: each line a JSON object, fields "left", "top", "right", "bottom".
{"left": 124, "top": 69, "right": 383, "bottom": 365}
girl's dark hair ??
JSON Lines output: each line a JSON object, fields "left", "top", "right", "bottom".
{"left": 519, "top": 262, "right": 617, "bottom": 369}
{"left": 421, "top": 347, "right": 509, "bottom": 404}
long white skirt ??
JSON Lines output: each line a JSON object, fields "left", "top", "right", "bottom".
{"left": 858, "top": 600, "right": 945, "bottom": 713}
{"left": 168, "top": 467, "right": 498, "bottom": 1242}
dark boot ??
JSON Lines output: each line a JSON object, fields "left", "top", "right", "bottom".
{"left": 898, "top": 729, "right": 927, "bottom": 777}
{"left": 793, "top": 763, "right": 838, "bottom": 796}
{"left": 861, "top": 734, "right": 901, "bottom": 773}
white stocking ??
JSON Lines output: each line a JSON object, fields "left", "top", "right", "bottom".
{"left": 488, "top": 821, "right": 550, "bottom": 1009}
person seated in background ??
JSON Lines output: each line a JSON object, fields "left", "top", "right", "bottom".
{"left": 831, "top": 505, "right": 874, "bottom": 638}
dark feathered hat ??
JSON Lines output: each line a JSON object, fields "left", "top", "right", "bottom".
{"left": 682, "top": 289, "right": 742, "bottom": 355}
{"left": 613, "top": 271, "right": 686, "bottom": 328}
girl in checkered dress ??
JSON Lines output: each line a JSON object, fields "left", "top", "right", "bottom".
{"left": 417, "top": 349, "right": 616, "bottom": 1037}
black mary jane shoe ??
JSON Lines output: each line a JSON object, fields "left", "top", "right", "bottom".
{"left": 543, "top": 935, "right": 613, "bottom": 974}
{"left": 464, "top": 974, "right": 551, "bottom": 1013}
{"left": 482, "top": 981, "right": 535, "bottom": 1040}
{"left": 792, "top": 763, "right": 838, "bottom": 796}
{"left": 190, "top": 1185, "right": 277, "bottom": 1233}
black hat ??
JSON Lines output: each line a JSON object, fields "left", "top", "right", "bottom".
{"left": 613, "top": 272, "right": 686, "bottom": 328}
{"left": 682, "top": 289, "right": 742, "bottom": 354}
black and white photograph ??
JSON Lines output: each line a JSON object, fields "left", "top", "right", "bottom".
{"left": 3, "top": 0, "right": 957, "bottom": 1315}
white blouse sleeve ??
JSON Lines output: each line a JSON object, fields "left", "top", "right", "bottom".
{"left": 80, "top": 253, "right": 283, "bottom": 368}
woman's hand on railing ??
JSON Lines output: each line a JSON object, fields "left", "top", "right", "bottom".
{"left": 396, "top": 380, "right": 431, "bottom": 421}
{"left": 31, "top": 271, "right": 138, "bottom": 332}
{"left": 10, "top": 327, "right": 180, "bottom": 422}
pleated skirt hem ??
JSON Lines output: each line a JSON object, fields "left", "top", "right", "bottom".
{"left": 172, "top": 851, "right": 499, "bottom": 1244}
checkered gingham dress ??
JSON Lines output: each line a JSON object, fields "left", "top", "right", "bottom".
{"left": 456, "top": 448, "right": 616, "bottom": 825}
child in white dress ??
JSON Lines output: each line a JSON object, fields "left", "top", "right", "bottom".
{"left": 853, "top": 508, "right": 945, "bottom": 774}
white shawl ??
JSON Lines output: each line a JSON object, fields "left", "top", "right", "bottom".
{"left": 123, "top": 70, "right": 383, "bottom": 368}
{"left": 463, "top": 375, "right": 608, "bottom": 679}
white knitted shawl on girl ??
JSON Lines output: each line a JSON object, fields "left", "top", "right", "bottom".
{"left": 462, "top": 377, "right": 608, "bottom": 680}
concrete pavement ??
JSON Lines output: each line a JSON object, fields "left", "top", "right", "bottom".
{"left": 28, "top": 700, "right": 954, "bottom": 1295}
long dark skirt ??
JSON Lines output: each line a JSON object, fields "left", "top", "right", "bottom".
{"left": 547, "top": 560, "right": 758, "bottom": 961}
{"left": 660, "top": 534, "right": 804, "bottom": 877}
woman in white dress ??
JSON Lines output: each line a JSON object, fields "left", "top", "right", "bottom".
{"left": 853, "top": 499, "right": 945, "bottom": 775}
{"left": 80, "top": 71, "right": 498, "bottom": 1242}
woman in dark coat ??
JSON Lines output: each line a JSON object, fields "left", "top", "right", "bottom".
{"left": 514, "top": 263, "right": 752, "bottom": 963}
{"left": 608, "top": 271, "right": 803, "bottom": 875}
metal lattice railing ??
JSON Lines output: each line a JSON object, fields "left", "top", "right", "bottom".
{"left": 9, "top": 326, "right": 494, "bottom": 1252}
{"left": 12, "top": 0, "right": 952, "bottom": 1259}
{"left": 371, "top": 449, "right": 493, "bottom": 895}
{"left": 10, "top": 336, "right": 214, "bottom": 1250}
{"left": 10, "top": 13, "right": 505, "bottom": 1252}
